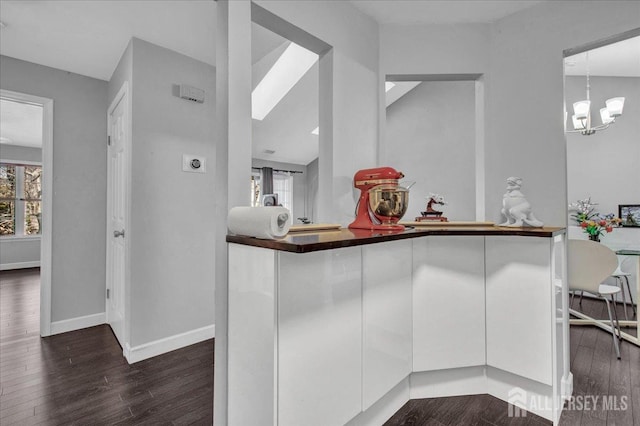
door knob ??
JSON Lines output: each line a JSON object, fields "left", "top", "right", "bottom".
{"left": 114, "top": 229, "right": 125, "bottom": 238}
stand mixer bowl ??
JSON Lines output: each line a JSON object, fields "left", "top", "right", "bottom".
{"left": 368, "top": 184, "right": 409, "bottom": 224}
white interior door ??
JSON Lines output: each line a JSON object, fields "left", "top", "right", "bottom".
{"left": 106, "top": 84, "right": 129, "bottom": 348}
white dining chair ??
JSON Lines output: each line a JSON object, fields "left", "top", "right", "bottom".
{"left": 568, "top": 239, "right": 623, "bottom": 359}
{"left": 612, "top": 256, "right": 636, "bottom": 320}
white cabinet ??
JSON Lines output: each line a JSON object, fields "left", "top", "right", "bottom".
{"left": 362, "top": 240, "right": 412, "bottom": 410}
{"left": 227, "top": 230, "right": 569, "bottom": 425}
{"left": 228, "top": 244, "right": 277, "bottom": 426}
{"left": 485, "top": 236, "right": 553, "bottom": 385}
{"left": 278, "top": 247, "right": 362, "bottom": 426}
{"left": 412, "top": 236, "right": 486, "bottom": 371}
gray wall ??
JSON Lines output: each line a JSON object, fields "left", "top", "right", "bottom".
{"left": 381, "top": 1, "right": 640, "bottom": 227}
{"left": 0, "top": 55, "right": 108, "bottom": 322}
{"left": 0, "top": 238, "right": 40, "bottom": 268}
{"left": 108, "top": 40, "right": 133, "bottom": 109}
{"left": 485, "top": 1, "right": 640, "bottom": 226}
{"left": 0, "top": 144, "right": 42, "bottom": 162}
{"left": 0, "top": 144, "right": 43, "bottom": 269}
{"left": 386, "top": 81, "right": 476, "bottom": 221}
{"left": 251, "top": 158, "right": 308, "bottom": 222}
{"left": 254, "top": 0, "right": 380, "bottom": 225}
{"left": 127, "top": 39, "right": 216, "bottom": 347}
{"left": 566, "top": 76, "right": 640, "bottom": 217}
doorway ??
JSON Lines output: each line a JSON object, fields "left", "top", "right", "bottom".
{"left": 563, "top": 29, "right": 640, "bottom": 345}
{"left": 0, "top": 89, "right": 54, "bottom": 336}
{"left": 383, "top": 74, "right": 485, "bottom": 222}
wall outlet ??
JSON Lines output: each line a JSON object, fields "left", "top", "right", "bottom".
{"left": 182, "top": 154, "right": 206, "bottom": 173}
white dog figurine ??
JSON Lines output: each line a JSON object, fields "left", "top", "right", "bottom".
{"left": 499, "top": 177, "right": 543, "bottom": 227}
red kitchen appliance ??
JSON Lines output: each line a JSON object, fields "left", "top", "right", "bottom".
{"left": 348, "top": 167, "right": 409, "bottom": 231}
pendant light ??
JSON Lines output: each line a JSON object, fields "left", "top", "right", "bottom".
{"left": 568, "top": 52, "right": 625, "bottom": 136}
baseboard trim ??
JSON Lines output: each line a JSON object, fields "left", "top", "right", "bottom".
{"left": 50, "top": 312, "right": 105, "bottom": 335}
{"left": 410, "top": 365, "right": 488, "bottom": 399}
{"left": 124, "top": 324, "right": 215, "bottom": 364}
{"left": 346, "top": 377, "right": 410, "bottom": 426}
{"left": 0, "top": 261, "right": 41, "bottom": 271}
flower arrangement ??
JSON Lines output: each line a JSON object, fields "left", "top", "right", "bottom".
{"left": 580, "top": 213, "right": 621, "bottom": 241}
{"left": 569, "top": 198, "right": 621, "bottom": 241}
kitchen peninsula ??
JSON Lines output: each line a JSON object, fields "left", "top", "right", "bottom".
{"left": 226, "top": 226, "right": 572, "bottom": 426}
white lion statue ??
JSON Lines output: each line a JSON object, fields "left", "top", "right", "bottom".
{"left": 499, "top": 177, "right": 543, "bottom": 227}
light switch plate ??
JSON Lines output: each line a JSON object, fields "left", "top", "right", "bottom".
{"left": 182, "top": 154, "right": 206, "bottom": 173}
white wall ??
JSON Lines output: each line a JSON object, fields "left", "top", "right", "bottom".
{"left": 0, "top": 55, "right": 108, "bottom": 322}
{"left": 386, "top": 81, "right": 476, "bottom": 221}
{"left": 0, "top": 144, "right": 43, "bottom": 269}
{"left": 566, "top": 76, "right": 640, "bottom": 217}
{"left": 125, "top": 38, "right": 216, "bottom": 348}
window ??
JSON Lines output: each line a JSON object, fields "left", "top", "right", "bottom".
{"left": 251, "top": 172, "right": 261, "bottom": 207}
{"left": 0, "top": 162, "right": 42, "bottom": 237}
{"left": 250, "top": 171, "right": 293, "bottom": 215}
{"left": 273, "top": 172, "right": 293, "bottom": 212}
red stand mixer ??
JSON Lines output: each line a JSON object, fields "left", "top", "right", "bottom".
{"left": 348, "top": 167, "right": 409, "bottom": 231}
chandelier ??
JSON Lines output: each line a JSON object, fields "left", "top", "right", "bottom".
{"left": 568, "top": 52, "right": 625, "bottom": 136}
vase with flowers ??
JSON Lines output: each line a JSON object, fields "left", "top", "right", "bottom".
{"left": 580, "top": 214, "right": 621, "bottom": 242}
{"left": 569, "top": 198, "right": 621, "bottom": 242}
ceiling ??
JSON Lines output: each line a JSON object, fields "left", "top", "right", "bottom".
{"left": 350, "top": 0, "right": 547, "bottom": 24}
{"left": 0, "top": 1, "right": 217, "bottom": 82}
{"left": 0, "top": 0, "right": 553, "bottom": 83}
{"left": 1, "top": 1, "right": 636, "bottom": 163}
{"left": 564, "top": 36, "right": 640, "bottom": 77}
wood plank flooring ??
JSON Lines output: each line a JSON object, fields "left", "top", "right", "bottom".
{"left": 1, "top": 268, "right": 213, "bottom": 425}
{"left": 385, "top": 296, "right": 639, "bottom": 426}
{"left": 2, "top": 268, "right": 638, "bottom": 425}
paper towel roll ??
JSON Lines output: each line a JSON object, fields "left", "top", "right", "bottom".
{"left": 228, "top": 206, "right": 291, "bottom": 239}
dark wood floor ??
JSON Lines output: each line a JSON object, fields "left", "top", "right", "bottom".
{"left": 0, "top": 268, "right": 213, "bottom": 425}
{"left": 1, "top": 269, "right": 638, "bottom": 425}
{"left": 386, "top": 296, "right": 640, "bottom": 426}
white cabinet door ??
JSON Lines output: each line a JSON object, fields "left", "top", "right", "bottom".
{"left": 413, "top": 236, "right": 486, "bottom": 371}
{"left": 228, "top": 244, "right": 277, "bottom": 426}
{"left": 485, "top": 236, "right": 553, "bottom": 386}
{"left": 278, "top": 247, "right": 362, "bottom": 426}
{"left": 362, "top": 240, "right": 412, "bottom": 410}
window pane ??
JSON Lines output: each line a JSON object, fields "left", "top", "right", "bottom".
{"left": 273, "top": 173, "right": 292, "bottom": 213}
{"left": 251, "top": 175, "right": 261, "bottom": 207}
{"left": 23, "top": 166, "right": 42, "bottom": 200}
{"left": 0, "top": 164, "right": 16, "bottom": 199}
{"left": 0, "top": 201, "right": 15, "bottom": 235}
{"left": 25, "top": 201, "right": 41, "bottom": 235}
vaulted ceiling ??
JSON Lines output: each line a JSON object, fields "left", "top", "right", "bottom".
{"left": 1, "top": 1, "right": 636, "bottom": 160}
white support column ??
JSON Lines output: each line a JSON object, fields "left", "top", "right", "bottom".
{"left": 215, "top": 1, "right": 253, "bottom": 425}
{"left": 474, "top": 77, "right": 486, "bottom": 222}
